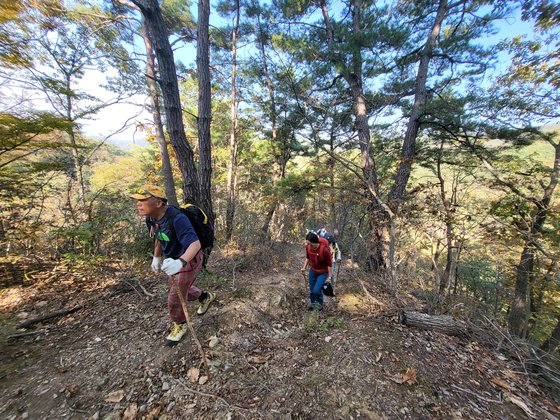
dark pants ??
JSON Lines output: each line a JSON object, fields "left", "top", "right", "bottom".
{"left": 308, "top": 269, "right": 328, "bottom": 306}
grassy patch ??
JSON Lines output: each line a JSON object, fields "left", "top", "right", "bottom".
{"left": 61, "top": 253, "right": 107, "bottom": 267}
{"left": 305, "top": 314, "right": 344, "bottom": 332}
{"left": 318, "top": 316, "right": 344, "bottom": 333}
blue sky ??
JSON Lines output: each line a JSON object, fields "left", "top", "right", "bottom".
{"left": 80, "top": 2, "right": 538, "bottom": 149}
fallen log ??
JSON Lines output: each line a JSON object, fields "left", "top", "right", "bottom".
{"left": 8, "top": 329, "right": 45, "bottom": 339}
{"left": 399, "top": 310, "right": 468, "bottom": 336}
{"left": 17, "top": 305, "right": 83, "bottom": 329}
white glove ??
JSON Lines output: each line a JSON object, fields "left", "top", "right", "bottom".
{"left": 161, "top": 258, "right": 183, "bottom": 276}
{"left": 151, "top": 256, "right": 163, "bottom": 273}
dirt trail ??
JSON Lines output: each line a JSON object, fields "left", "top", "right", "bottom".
{"left": 1, "top": 245, "right": 559, "bottom": 419}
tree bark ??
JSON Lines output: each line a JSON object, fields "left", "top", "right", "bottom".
{"left": 321, "top": 0, "right": 390, "bottom": 273}
{"left": 225, "top": 0, "right": 240, "bottom": 242}
{"left": 63, "top": 70, "right": 86, "bottom": 211}
{"left": 389, "top": 0, "right": 448, "bottom": 207}
{"left": 131, "top": 0, "right": 200, "bottom": 205}
{"left": 508, "top": 141, "right": 560, "bottom": 337}
{"left": 196, "top": 0, "right": 214, "bottom": 223}
{"left": 328, "top": 128, "right": 336, "bottom": 230}
{"left": 436, "top": 139, "right": 454, "bottom": 294}
{"left": 17, "top": 305, "right": 83, "bottom": 329}
{"left": 257, "top": 11, "right": 283, "bottom": 239}
{"left": 142, "top": 18, "right": 178, "bottom": 207}
{"left": 400, "top": 310, "right": 467, "bottom": 336}
{"left": 541, "top": 315, "right": 560, "bottom": 353}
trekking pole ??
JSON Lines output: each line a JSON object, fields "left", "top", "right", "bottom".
{"left": 174, "top": 278, "right": 209, "bottom": 376}
{"left": 302, "top": 269, "right": 308, "bottom": 291}
{"left": 335, "top": 260, "right": 341, "bottom": 286}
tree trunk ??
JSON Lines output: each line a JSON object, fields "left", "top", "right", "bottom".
{"left": 196, "top": 0, "right": 214, "bottom": 224}
{"left": 329, "top": 130, "right": 336, "bottom": 230}
{"left": 389, "top": 0, "right": 448, "bottom": 207}
{"left": 509, "top": 244, "right": 536, "bottom": 337}
{"left": 509, "top": 142, "right": 560, "bottom": 337}
{"left": 64, "top": 73, "right": 86, "bottom": 210}
{"left": 257, "top": 12, "right": 282, "bottom": 239}
{"left": 541, "top": 315, "right": 560, "bottom": 353}
{"left": 131, "top": 0, "right": 200, "bottom": 205}
{"left": 400, "top": 310, "right": 467, "bottom": 336}
{"left": 261, "top": 160, "right": 285, "bottom": 239}
{"left": 142, "top": 19, "right": 178, "bottom": 207}
{"left": 225, "top": 0, "right": 240, "bottom": 242}
{"left": 436, "top": 139, "right": 454, "bottom": 294}
{"left": 321, "top": 0, "right": 392, "bottom": 272}
{"left": 348, "top": 0, "right": 391, "bottom": 273}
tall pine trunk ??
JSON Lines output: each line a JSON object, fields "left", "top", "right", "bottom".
{"left": 197, "top": 0, "right": 214, "bottom": 223}
{"left": 142, "top": 19, "right": 178, "bottom": 207}
{"left": 322, "top": 0, "right": 389, "bottom": 273}
{"left": 372, "top": 0, "right": 448, "bottom": 284}
{"left": 225, "top": 0, "right": 240, "bottom": 242}
{"left": 257, "top": 12, "right": 281, "bottom": 239}
{"left": 388, "top": 0, "right": 447, "bottom": 207}
{"left": 131, "top": 0, "right": 200, "bottom": 204}
{"left": 508, "top": 141, "right": 560, "bottom": 337}
{"left": 436, "top": 139, "right": 454, "bottom": 294}
{"left": 328, "top": 128, "right": 336, "bottom": 231}
{"left": 64, "top": 73, "right": 86, "bottom": 210}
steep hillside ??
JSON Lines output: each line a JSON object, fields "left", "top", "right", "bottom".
{"left": 1, "top": 244, "right": 558, "bottom": 419}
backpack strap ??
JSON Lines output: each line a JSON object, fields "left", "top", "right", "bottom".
{"left": 181, "top": 203, "right": 208, "bottom": 225}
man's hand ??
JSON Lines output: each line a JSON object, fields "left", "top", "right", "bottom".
{"left": 161, "top": 258, "right": 183, "bottom": 276}
{"left": 151, "top": 256, "right": 163, "bottom": 273}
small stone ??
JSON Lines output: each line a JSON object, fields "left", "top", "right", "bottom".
{"left": 208, "top": 360, "right": 221, "bottom": 368}
{"left": 21, "top": 413, "right": 29, "bottom": 419}
{"left": 208, "top": 336, "right": 219, "bottom": 348}
{"left": 162, "top": 382, "right": 170, "bottom": 391}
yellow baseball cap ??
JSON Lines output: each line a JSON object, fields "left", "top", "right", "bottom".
{"left": 129, "top": 184, "right": 167, "bottom": 200}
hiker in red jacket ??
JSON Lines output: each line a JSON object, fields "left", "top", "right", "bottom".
{"left": 301, "top": 231, "right": 332, "bottom": 310}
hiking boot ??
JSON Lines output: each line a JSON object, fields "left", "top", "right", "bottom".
{"left": 166, "top": 322, "right": 187, "bottom": 346}
{"left": 197, "top": 292, "right": 216, "bottom": 316}
{"left": 312, "top": 303, "right": 323, "bottom": 311}
{"left": 307, "top": 303, "right": 314, "bottom": 311}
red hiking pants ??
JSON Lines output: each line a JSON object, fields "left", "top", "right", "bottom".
{"left": 167, "top": 251, "right": 203, "bottom": 323}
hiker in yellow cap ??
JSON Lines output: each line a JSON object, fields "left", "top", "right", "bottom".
{"left": 130, "top": 185, "right": 216, "bottom": 346}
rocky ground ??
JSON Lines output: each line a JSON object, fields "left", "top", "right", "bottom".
{"left": 1, "top": 243, "right": 559, "bottom": 419}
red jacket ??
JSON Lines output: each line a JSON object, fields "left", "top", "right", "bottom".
{"left": 306, "top": 237, "right": 332, "bottom": 274}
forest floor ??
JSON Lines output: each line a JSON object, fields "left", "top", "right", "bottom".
{"left": 1, "top": 243, "right": 559, "bottom": 420}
